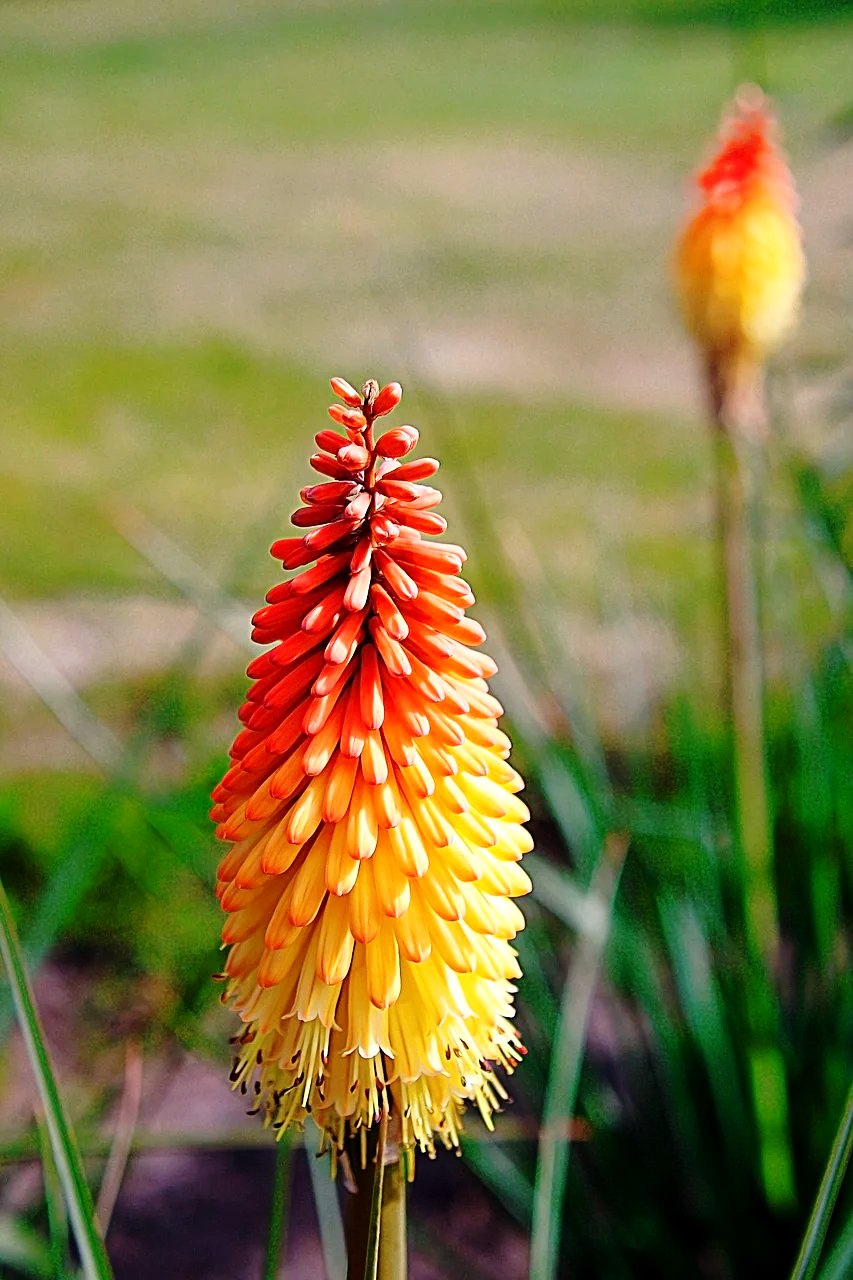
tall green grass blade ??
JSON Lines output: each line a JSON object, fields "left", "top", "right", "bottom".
{"left": 526, "top": 853, "right": 601, "bottom": 937}
{"left": 113, "top": 507, "right": 253, "bottom": 652}
{"left": 817, "top": 1211, "right": 853, "bottom": 1280}
{"left": 461, "top": 1139, "right": 533, "bottom": 1228}
{"left": 532, "top": 746, "right": 602, "bottom": 882}
{"left": 262, "top": 1134, "right": 292, "bottom": 1280}
{"left": 608, "top": 924, "right": 711, "bottom": 1215}
{"left": 0, "top": 507, "right": 262, "bottom": 1040}
{"left": 791, "top": 674, "right": 843, "bottom": 970}
{"left": 0, "top": 596, "right": 121, "bottom": 771}
{"left": 0, "top": 876, "right": 114, "bottom": 1280}
{"left": 788, "top": 453, "right": 852, "bottom": 578}
{"left": 0, "top": 784, "right": 214, "bottom": 1045}
{"left": 791, "top": 1082, "right": 853, "bottom": 1280}
{"left": 487, "top": 518, "right": 612, "bottom": 817}
{"left": 658, "top": 896, "right": 751, "bottom": 1189}
{"left": 493, "top": 646, "right": 603, "bottom": 879}
{"left": 529, "top": 834, "right": 627, "bottom": 1280}
{"left": 95, "top": 1041, "right": 143, "bottom": 1236}
{"left": 0, "top": 1216, "right": 54, "bottom": 1280}
{"left": 748, "top": 1037, "right": 796, "bottom": 1212}
{"left": 35, "top": 1111, "right": 71, "bottom": 1278}
{"left": 0, "top": 796, "right": 120, "bottom": 1041}
{"left": 306, "top": 1129, "right": 346, "bottom": 1280}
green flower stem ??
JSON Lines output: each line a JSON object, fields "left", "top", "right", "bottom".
{"left": 711, "top": 377, "right": 777, "bottom": 965}
{"left": 709, "top": 358, "right": 794, "bottom": 1209}
{"left": 344, "top": 1111, "right": 407, "bottom": 1280}
{"left": 262, "top": 1133, "right": 293, "bottom": 1280}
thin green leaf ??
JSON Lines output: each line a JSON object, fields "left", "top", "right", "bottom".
{"left": 262, "top": 1134, "right": 293, "bottom": 1280}
{"left": 529, "top": 834, "right": 628, "bottom": 1280}
{"left": 306, "top": 1127, "right": 346, "bottom": 1280}
{"left": 0, "top": 1215, "right": 54, "bottom": 1279}
{"left": 526, "top": 853, "right": 603, "bottom": 938}
{"left": 657, "top": 896, "right": 751, "bottom": 1189}
{"left": 95, "top": 1041, "right": 143, "bottom": 1235}
{"left": 0, "top": 876, "right": 114, "bottom": 1280}
{"left": 112, "top": 507, "right": 253, "bottom": 652}
{"left": 35, "top": 1111, "right": 71, "bottom": 1279}
{"left": 492, "top": 644, "right": 603, "bottom": 880}
{"left": 0, "top": 796, "right": 120, "bottom": 1041}
{"left": 461, "top": 1139, "right": 533, "bottom": 1228}
{"left": 511, "top": 912, "right": 559, "bottom": 1084}
{"left": 608, "top": 923, "right": 709, "bottom": 1205}
{"left": 362, "top": 1111, "right": 388, "bottom": 1280}
{"left": 817, "top": 1211, "right": 853, "bottom": 1280}
{"left": 0, "top": 596, "right": 121, "bottom": 770}
{"left": 791, "top": 1082, "right": 853, "bottom": 1280}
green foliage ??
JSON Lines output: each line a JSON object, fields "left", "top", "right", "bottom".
{"left": 469, "top": 505, "right": 852, "bottom": 1279}
{"left": 0, "top": 2, "right": 851, "bottom": 1277}
{"left": 0, "top": 878, "right": 113, "bottom": 1279}
{"left": 1, "top": 374, "right": 848, "bottom": 1277}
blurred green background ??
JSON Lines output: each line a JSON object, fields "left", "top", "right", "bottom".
{"left": 0, "top": 1, "right": 850, "bottom": 1278}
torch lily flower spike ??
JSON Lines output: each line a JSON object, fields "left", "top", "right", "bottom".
{"left": 674, "top": 86, "right": 805, "bottom": 423}
{"left": 211, "top": 377, "right": 531, "bottom": 1167}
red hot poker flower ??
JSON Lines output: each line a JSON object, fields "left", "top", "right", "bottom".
{"left": 211, "top": 377, "right": 531, "bottom": 1166}
{"left": 674, "top": 87, "right": 805, "bottom": 398}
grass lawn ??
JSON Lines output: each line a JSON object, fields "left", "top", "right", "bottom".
{"left": 1, "top": 1, "right": 849, "bottom": 661}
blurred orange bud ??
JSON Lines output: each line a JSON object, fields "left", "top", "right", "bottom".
{"left": 674, "top": 87, "right": 805, "bottom": 379}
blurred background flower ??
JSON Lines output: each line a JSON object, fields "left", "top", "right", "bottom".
{"left": 0, "top": 2, "right": 850, "bottom": 1279}
{"left": 674, "top": 85, "right": 805, "bottom": 419}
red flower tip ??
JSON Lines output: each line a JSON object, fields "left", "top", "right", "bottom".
{"left": 696, "top": 85, "right": 793, "bottom": 212}
{"left": 329, "top": 376, "right": 361, "bottom": 407}
{"left": 372, "top": 382, "right": 403, "bottom": 417}
{"left": 315, "top": 429, "right": 346, "bottom": 454}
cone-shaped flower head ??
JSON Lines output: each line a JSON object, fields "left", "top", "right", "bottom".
{"left": 674, "top": 87, "right": 804, "bottom": 378}
{"left": 211, "top": 377, "right": 531, "bottom": 1164}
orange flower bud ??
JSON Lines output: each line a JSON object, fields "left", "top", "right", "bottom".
{"left": 328, "top": 404, "right": 367, "bottom": 430}
{"left": 329, "top": 375, "right": 361, "bottom": 407}
{"left": 376, "top": 426, "right": 419, "bottom": 459}
{"left": 372, "top": 381, "right": 403, "bottom": 417}
{"left": 337, "top": 443, "right": 370, "bottom": 471}
{"left": 674, "top": 87, "right": 805, "bottom": 376}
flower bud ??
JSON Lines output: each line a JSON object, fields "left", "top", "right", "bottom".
{"left": 372, "top": 381, "right": 403, "bottom": 417}
{"left": 329, "top": 376, "right": 361, "bottom": 407}
{"left": 376, "top": 426, "right": 419, "bottom": 458}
